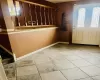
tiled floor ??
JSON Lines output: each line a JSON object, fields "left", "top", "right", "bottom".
{"left": 4, "top": 43, "right": 100, "bottom": 80}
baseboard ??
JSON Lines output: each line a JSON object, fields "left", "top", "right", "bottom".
{"left": 17, "top": 42, "right": 59, "bottom": 61}
{"left": 16, "top": 41, "right": 69, "bottom": 61}
{"left": 58, "top": 42, "right": 69, "bottom": 44}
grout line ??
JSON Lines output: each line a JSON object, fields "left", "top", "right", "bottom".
{"left": 49, "top": 58, "right": 68, "bottom": 80}
{"left": 56, "top": 51, "right": 95, "bottom": 80}
{"left": 34, "top": 60, "right": 43, "bottom": 80}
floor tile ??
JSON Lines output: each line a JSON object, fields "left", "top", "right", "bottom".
{"left": 95, "top": 65, "right": 100, "bottom": 68}
{"left": 37, "top": 62, "right": 58, "bottom": 73}
{"left": 80, "top": 66, "right": 100, "bottom": 76}
{"left": 79, "top": 77, "right": 94, "bottom": 80}
{"left": 16, "top": 60, "right": 35, "bottom": 67}
{"left": 61, "top": 68, "right": 89, "bottom": 80}
{"left": 71, "top": 59, "right": 92, "bottom": 67}
{"left": 53, "top": 59, "right": 76, "bottom": 70}
{"left": 17, "top": 74, "right": 41, "bottom": 80}
{"left": 85, "top": 58, "right": 100, "bottom": 65}
{"left": 5, "top": 68, "right": 15, "bottom": 78}
{"left": 49, "top": 54, "right": 65, "bottom": 60}
{"left": 17, "top": 65, "right": 38, "bottom": 76}
{"left": 90, "top": 52, "right": 100, "bottom": 57}
{"left": 40, "top": 71, "right": 67, "bottom": 80}
{"left": 77, "top": 53, "right": 94, "bottom": 59}
{"left": 92, "top": 75, "right": 100, "bottom": 80}
{"left": 8, "top": 77, "right": 16, "bottom": 80}
{"left": 4, "top": 63, "right": 15, "bottom": 69}
{"left": 65, "top": 55, "right": 82, "bottom": 61}
{"left": 60, "top": 51, "right": 76, "bottom": 56}
{"left": 34, "top": 56, "right": 51, "bottom": 64}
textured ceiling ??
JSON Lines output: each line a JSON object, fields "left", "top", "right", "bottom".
{"left": 46, "top": 0, "right": 78, "bottom": 3}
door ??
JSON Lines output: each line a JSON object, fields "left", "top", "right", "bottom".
{"left": 72, "top": 4, "right": 100, "bottom": 45}
{"left": 72, "top": 28, "right": 100, "bottom": 45}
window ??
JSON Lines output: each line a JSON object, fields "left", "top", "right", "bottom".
{"left": 73, "top": 4, "right": 100, "bottom": 28}
{"left": 91, "top": 7, "right": 100, "bottom": 27}
{"left": 77, "top": 8, "right": 86, "bottom": 27}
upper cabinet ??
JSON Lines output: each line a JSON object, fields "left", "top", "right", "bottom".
{"left": 14, "top": 0, "right": 56, "bottom": 27}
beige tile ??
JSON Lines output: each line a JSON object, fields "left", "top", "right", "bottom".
{"left": 37, "top": 62, "right": 58, "bottom": 73}
{"left": 92, "top": 75, "right": 100, "bottom": 80}
{"left": 90, "top": 52, "right": 100, "bottom": 57}
{"left": 80, "top": 66, "right": 100, "bottom": 76}
{"left": 61, "top": 68, "right": 89, "bottom": 80}
{"left": 60, "top": 51, "right": 76, "bottom": 56}
{"left": 79, "top": 78, "right": 94, "bottom": 80}
{"left": 4, "top": 63, "right": 15, "bottom": 69}
{"left": 34, "top": 56, "right": 51, "bottom": 64}
{"left": 71, "top": 59, "right": 92, "bottom": 67}
{"left": 85, "top": 58, "right": 100, "bottom": 65}
{"left": 65, "top": 55, "right": 82, "bottom": 61}
{"left": 53, "top": 59, "right": 76, "bottom": 70}
{"left": 16, "top": 60, "right": 35, "bottom": 67}
{"left": 8, "top": 77, "right": 16, "bottom": 80}
{"left": 17, "top": 74, "right": 41, "bottom": 80}
{"left": 95, "top": 65, "right": 100, "bottom": 68}
{"left": 40, "top": 71, "right": 67, "bottom": 80}
{"left": 5, "top": 68, "right": 15, "bottom": 78}
{"left": 17, "top": 65, "right": 38, "bottom": 76}
{"left": 77, "top": 53, "right": 94, "bottom": 59}
{"left": 49, "top": 54, "right": 65, "bottom": 60}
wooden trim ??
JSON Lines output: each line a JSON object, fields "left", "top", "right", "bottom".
{"left": 0, "top": 27, "right": 58, "bottom": 34}
{"left": 1, "top": 29, "right": 15, "bottom": 32}
{"left": 58, "top": 42, "right": 69, "bottom": 44}
{"left": 0, "top": 45, "right": 13, "bottom": 56}
{"left": 17, "top": 0, "right": 53, "bottom": 8}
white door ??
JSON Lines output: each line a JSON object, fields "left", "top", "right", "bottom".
{"left": 72, "top": 28, "right": 100, "bottom": 45}
{"left": 72, "top": 5, "right": 100, "bottom": 45}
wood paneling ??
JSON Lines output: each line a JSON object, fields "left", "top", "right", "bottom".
{"left": 30, "top": 4, "right": 37, "bottom": 25}
{"left": 0, "top": 34, "right": 12, "bottom": 53}
{"left": 49, "top": 8, "right": 53, "bottom": 25}
{"left": 8, "top": 27, "right": 58, "bottom": 58}
{"left": 17, "top": 1, "right": 26, "bottom": 26}
{"left": 36, "top": 6, "right": 41, "bottom": 25}
{"left": 23, "top": 3, "right": 32, "bottom": 26}
{"left": 41, "top": 7, "right": 45, "bottom": 25}
{"left": 52, "top": 9, "right": 56, "bottom": 25}
{"left": 45, "top": 8, "right": 49, "bottom": 25}
{"left": 0, "top": 4, "right": 6, "bottom": 29}
{"left": 14, "top": 0, "right": 57, "bottom": 27}
{"left": 56, "top": 2, "right": 74, "bottom": 43}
